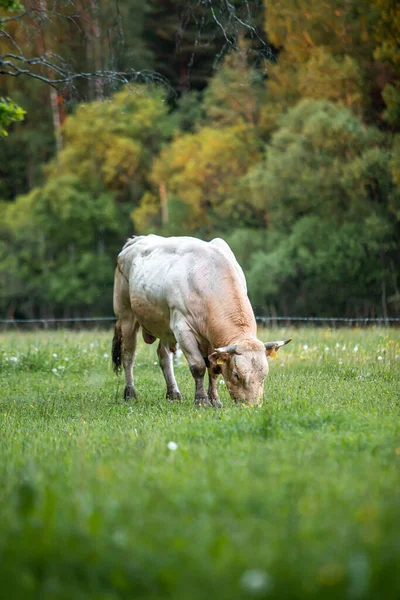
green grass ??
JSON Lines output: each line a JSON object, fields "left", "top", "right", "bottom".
{"left": 0, "top": 327, "right": 399, "bottom": 600}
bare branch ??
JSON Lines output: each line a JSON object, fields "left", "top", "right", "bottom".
{"left": 0, "top": 10, "right": 30, "bottom": 24}
{"left": 0, "top": 28, "right": 24, "bottom": 55}
{"left": 208, "top": 3, "right": 235, "bottom": 47}
{"left": 1, "top": 0, "right": 269, "bottom": 98}
{"left": 0, "top": 52, "right": 171, "bottom": 95}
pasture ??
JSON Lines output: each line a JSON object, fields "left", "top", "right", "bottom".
{"left": 0, "top": 327, "right": 399, "bottom": 600}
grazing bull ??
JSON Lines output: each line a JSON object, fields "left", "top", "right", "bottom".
{"left": 112, "top": 235, "right": 290, "bottom": 407}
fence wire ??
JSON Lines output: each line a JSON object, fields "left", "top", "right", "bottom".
{"left": 0, "top": 316, "right": 399, "bottom": 327}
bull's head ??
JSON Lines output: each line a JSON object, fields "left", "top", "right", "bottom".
{"left": 208, "top": 339, "right": 291, "bottom": 405}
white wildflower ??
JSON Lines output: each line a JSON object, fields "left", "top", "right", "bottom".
{"left": 103, "top": 353, "right": 109, "bottom": 358}
{"left": 324, "top": 347, "right": 329, "bottom": 352}
{"left": 377, "top": 356, "right": 383, "bottom": 361}
{"left": 52, "top": 368, "right": 58, "bottom": 374}
{"left": 64, "top": 357, "right": 69, "bottom": 362}
{"left": 52, "top": 353, "right": 58, "bottom": 358}
{"left": 240, "top": 570, "right": 271, "bottom": 594}
{"left": 336, "top": 343, "right": 340, "bottom": 348}
{"left": 303, "top": 344, "right": 308, "bottom": 351}
{"left": 10, "top": 356, "right": 18, "bottom": 362}
{"left": 353, "top": 346, "right": 359, "bottom": 352}
{"left": 167, "top": 441, "right": 178, "bottom": 451}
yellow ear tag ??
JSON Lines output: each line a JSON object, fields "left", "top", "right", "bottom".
{"left": 217, "top": 358, "right": 225, "bottom": 365}
{"left": 269, "top": 350, "right": 278, "bottom": 359}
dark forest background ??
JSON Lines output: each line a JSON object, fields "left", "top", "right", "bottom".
{"left": 1, "top": 0, "right": 399, "bottom": 319}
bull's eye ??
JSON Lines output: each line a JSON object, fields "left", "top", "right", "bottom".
{"left": 232, "top": 369, "right": 239, "bottom": 381}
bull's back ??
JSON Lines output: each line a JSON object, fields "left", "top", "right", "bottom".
{"left": 116, "top": 235, "right": 250, "bottom": 339}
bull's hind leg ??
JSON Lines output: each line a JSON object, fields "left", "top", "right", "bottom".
{"left": 113, "top": 266, "right": 140, "bottom": 401}
{"left": 157, "top": 341, "right": 182, "bottom": 401}
{"left": 121, "top": 316, "right": 140, "bottom": 400}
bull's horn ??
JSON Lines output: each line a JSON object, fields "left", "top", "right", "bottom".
{"left": 264, "top": 339, "right": 292, "bottom": 350}
{"left": 214, "top": 345, "right": 238, "bottom": 354}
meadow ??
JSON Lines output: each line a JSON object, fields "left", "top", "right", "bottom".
{"left": 0, "top": 327, "right": 399, "bottom": 600}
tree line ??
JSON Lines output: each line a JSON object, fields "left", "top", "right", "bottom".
{"left": 0, "top": 0, "right": 399, "bottom": 319}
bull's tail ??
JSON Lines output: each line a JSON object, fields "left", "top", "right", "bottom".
{"left": 112, "top": 321, "right": 123, "bottom": 374}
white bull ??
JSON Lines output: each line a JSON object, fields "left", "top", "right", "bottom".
{"left": 112, "top": 235, "right": 290, "bottom": 406}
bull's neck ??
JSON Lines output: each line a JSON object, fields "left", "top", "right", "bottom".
{"left": 206, "top": 296, "right": 258, "bottom": 349}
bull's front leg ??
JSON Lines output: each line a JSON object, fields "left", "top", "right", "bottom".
{"left": 174, "top": 326, "right": 212, "bottom": 407}
{"left": 191, "top": 362, "right": 211, "bottom": 407}
{"left": 207, "top": 366, "right": 223, "bottom": 408}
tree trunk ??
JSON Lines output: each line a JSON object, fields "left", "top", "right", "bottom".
{"left": 159, "top": 182, "right": 169, "bottom": 226}
{"left": 49, "top": 87, "right": 63, "bottom": 154}
{"left": 37, "top": 0, "right": 64, "bottom": 152}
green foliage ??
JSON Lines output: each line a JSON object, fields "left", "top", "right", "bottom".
{"left": 388, "top": 135, "right": 400, "bottom": 222}
{"left": 258, "top": 100, "right": 394, "bottom": 229}
{"left": 0, "top": 85, "right": 173, "bottom": 317}
{"left": 297, "top": 48, "right": 363, "bottom": 112}
{"left": 0, "top": 175, "right": 120, "bottom": 314}
{"left": 203, "top": 47, "right": 267, "bottom": 128}
{"left": 371, "top": 0, "right": 400, "bottom": 69}
{"left": 247, "top": 215, "right": 394, "bottom": 315}
{"left": 222, "top": 228, "right": 269, "bottom": 274}
{"left": 234, "top": 100, "right": 399, "bottom": 315}
{"left": 50, "top": 86, "right": 172, "bottom": 204}
{"left": 173, "top": 91, "right": 205, "bottom": 133}
{"left": 382, "top": 82, "right": 400, "bottom": 127}
{"left": 0, "top": 97, "right": 25, "bottom": 136}
{"left": 0, "top": 0, "right": 23, "bottom": 11}
{"left": 0, "top": 328, "right": 399, "bottom": 599}
{"left": 134, "top": 122, "right": 262, "bottom": 235}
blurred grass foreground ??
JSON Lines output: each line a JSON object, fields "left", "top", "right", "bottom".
{"left": 0, "top": 327, "right": 399, "bottom": 600}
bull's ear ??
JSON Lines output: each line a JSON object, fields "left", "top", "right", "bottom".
{"left": 264, "top": 339, "right": 291, "bottom": 358}
{"left": 208, "top": 345, "right": 237, "bottom": 366}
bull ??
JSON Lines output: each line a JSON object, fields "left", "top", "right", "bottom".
{"left": 112, "top": 235, "right": 290, "bottom": 407}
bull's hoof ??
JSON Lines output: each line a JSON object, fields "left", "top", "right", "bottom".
{"left": 124, "top": 385, "right": 137, "bottom": 401}
{"left": 194, "top": 396, "right": 213, "bottom": 408}
{"left": 209, "top": 395, "right": 223, "bottom": 408}
{"left": 166, "top": 390, "right": 183, "bottom": 402}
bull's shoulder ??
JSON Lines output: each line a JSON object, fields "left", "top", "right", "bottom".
{"left": 208, "top": 238, "right": 247, "bottom": 292}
